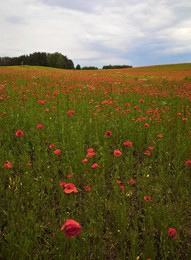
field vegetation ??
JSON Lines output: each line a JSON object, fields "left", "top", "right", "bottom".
{"left": 1, "top": 64, "right": 191, "bottom": 259}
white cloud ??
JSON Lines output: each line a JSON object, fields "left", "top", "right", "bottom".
{"left": 0, "top": 0, "right": 190, "bottom": 67}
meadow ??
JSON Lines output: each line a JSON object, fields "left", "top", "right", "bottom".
{"left": 1, "top": 64, "right": 191, "bottom": 259}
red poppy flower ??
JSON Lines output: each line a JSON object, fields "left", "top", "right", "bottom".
{"left": 91, "top": 163, "right": 99, "bottom": 169}
{"left": 64, "top": 183, "right": 78, "bottom": 193}
{"left": 82, "top": 158, "right": 88, "bottom": 164}
{"left": 116, "top": 180, "right": 122, "bottom": 184}
{"left": 54, "top": 149, "right": 61, "bottom": 155}
{"left": 67, "top": 174, "right": 73, "bottom": 178}
{"left": 105, "top": 131, "right": 112, "bottom": 137}
{"left": 85, "top": 185, "right": 91, "bottom": 191}
{"left": 119, "top": 185, "right": 125, "bottom": 190}
{"left": 49, "top": 143, "right": 56, "bottom": 149}
{"left": 168, "top": 228, "right": 178, "bottom": 240}
{"left": 157, "top": 133, "right": 163, "bottom": 138}
{"left": 37, "top": 124, "right": 44, "bottom": 129}
{"left": 144, "top": 123, "right": 149, "bottom": 128}
{"left": 60, "top": 182, "right": 66, "bottom": 187}
{"left": 123, "top": 141, "right": 133, "bottom": 147}
{"left": 114, "top": 150, "right": 122, "bottom": 156}
{"left": 67, "top": 110, "right": 75, "bottom": 116}
{"left": 4, "top": 161, "right": 12, "bottom": 169}
{"left": 144, "top": 196, "right": 153, "bottom": 202}
{"left": 144, "top": 150, "right": 151, "bottom": 156}
{"left": 61, "top": 219, "right": 82, "bottom": 238}
{"left": 185, "top": 160, "right": 191, "bottom": 165}
{"left": 129, "top": 179, "right": 136, "bottom": 185}
{"left": 16, "top": 130, "right": 24, "bottom": 136}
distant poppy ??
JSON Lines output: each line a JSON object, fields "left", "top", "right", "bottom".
{"left": 82, "top": 158, "right": 88, "bottom": 164}
{"left": 119, "top": 185, "right": 125, "bottom": 190}
{"left": 123, "top": 141, "right": 133, "bottom": 147}
{"left": 61, "top": 219, "right": 82, "bottom": 238}
{"left": 16, "top": 130, "right": 24, "bottom": 136}
{"left": 105, "top": 131, "right": 112, "bottom": 137}
{"left": 114, "top": 150, "right": 122, "bottom": 156}
{"left": 37, "top": 124, "right": 44, "bottom": 129}
{"left": 49, "top": 143, "right": 56, "bottom": 149}
{"left": 54, "top": 149, "right": 61, "bottom": 155}
{"left": 85, "top": 185, "right": 91, "bottom": 191}
{"left": 129, "top": 179, "right": 136, "bottom": 185}
{"left": 144, "top": 196, "right": 152, "bottom": 202}
{"left": 64, "top": 183, "right": 78, "bottom": 193}
{"left": 185, "top": 160, "right": 191, "bottom": 165}
{"left": 67, "top": 110, "right": 75, "bottom": 116}
{"left": 4, "top": 161, "right": 12, "bottom": 169}
{"left": 91, "top": 163, "right": 99, "bottom": 169}
{"left": 168, "top": 228, "right": 178, "bottom": 240}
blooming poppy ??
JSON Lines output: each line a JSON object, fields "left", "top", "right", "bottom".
{"left": 144, "top": 150, "right": 151, "bottom": 156}
{"left": 123, "top": 141, "right": 133, "bottom": 147}
{"left": 67, "top": 110, "right": 75, "bottom": 116}
{"left": 37, "top": 124, "right": 44, "bottom": 129}
{"left": 85, "top": 185, "right": 91, "bottom": 191}
{"left": 49, "top": 143, "right": 56, "bottom": 149}
{"left": 4, "top": 161, "right": 12, "bottom": 169}
{"left": 168, "top": 228, "right": 178, "bottom": 240}
{"left": 54, "top": 149, "right": 61, "bottom": 155}
{"left": 63, "top": 183, "right": 78, "bottom": 193}
{"left": 16, "top": 130, "right": 24, "bottom": 136}
{"left": 185, "top": 160, "right": 191, "bottom": 165}
{"left": 114, "top": 150, "right": 122, "bottom": 156}
{"left": 61, "top": 219, "right": 82, "bottom": 238}
{"left": 129, "top": 179, "right": 136, "bottom": 185}
{"left": 119, "top": 185, "right": 125, "bottom": 190}
{"left": 144, "top": 196, "right": 153, "bottom": 202}
{"left": 105, "top": 131, "right": 112, "bottom": 137}
{"left": 157, "top": 133, "right": 163, "bottom": 138}
{"left": 91, "top": 163, "right": 99, "bottom": 169}
{"left": 82, "top": 158, "right": 88, "bottom": 164}
{"left": 67, "top": 174, "right": 73, "bottom": 178}
{"left": 60, "top": 181, "right": 66, "bottom": 187}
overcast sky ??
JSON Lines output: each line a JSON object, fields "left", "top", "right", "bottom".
{"left": 0, "top": 0, "right": 191, "bottom": 68}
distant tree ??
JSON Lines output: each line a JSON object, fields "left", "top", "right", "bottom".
{"left": 81, "top": 66, "right": 98, "bottom": 70}
{"left": 0, "top": 52, "right": 74, "bottom": 69}
{"left": 102, "top": 65, "right": 132, "bottom": 69}
{"left": 76, "top": 64, "right": 81, "bottom": 70}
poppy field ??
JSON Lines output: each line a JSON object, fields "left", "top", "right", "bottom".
{"left": 1, "top": 64, "right": 191, "bottom": 259}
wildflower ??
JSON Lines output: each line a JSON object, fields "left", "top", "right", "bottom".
{"left": 144, "top": 196, "right": 153, "bottom": 202}
{"left": 26, "top": 162, "right": 32, "bottom": 167}
{"left": 148, "top": 146, "right": 154, "bottom": 150}
{"left": 119, "top": 185, "right": 125, "bottom": 190}
{"left": 49, "top": 143, "right": 56, "bottom": 149}
{"left": 114, "top": 150, "right": 122, "bottom": 156}
{"left": 144, "top": 123, "right": 149, "bottom": 128}
{"left": 61, "top": 219, "right": 82, "bottom": 238}
{"left": 60, "top": 182, "right": 66, "bottom": 187}
{"left": 4, "top": 161, "right": 12, "bottom": 169}
{"left": 16, "top": 130, "right": 24, "bottom": 136}
{"left": 144, "top": 150, "right": 151, "bottom": 156}
{"left": 54, "top": 149, "right": 61, "bottom": 155}
{"left": 129, "top": 179, "right": 136, "bottom": 185}
{"left": 123, "top": 141, "right": 133, "bottom": 147}
{"left": 139, "top": 99, "right": 144, "bottom": 103}
{"left": 168, "top": 228, "right": 178, "bottom": 240}
{"left": 64, "top": 183, "right": 78, "bottom": 194}
{"left": 157, "top": 133, "right": 163, "bottom": 138}
{"left": 2, "top": 112, "right": 7, "bottom": 116}
{"left": 185, "top": 160, "right": 191, "bottom": 165}
{"left": 67, "top": 110, "right": 75, "bottom": 116}
{"left": 67, "top": 174, "right": 73, "bottom": 178}
{"left": 37, "top": 124, "right": 44, "bottom": 129}
{"left": 91, "top": 163, "right": 99, "bottom": 169}
{"left": 105, "top": 131, "right": 112, "bottom": 137}
{"left": 116, "top": 180, "right": 122, "bottom": 184}
{"left": 82, "top": 158, "right": 88, "bottom": 164}
{"left": 85, "top": 185, "right": 91, "bottom": 191}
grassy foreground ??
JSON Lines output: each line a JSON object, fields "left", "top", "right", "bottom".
{"left": 1, "top": 64, "right": 191, "bottom": 259}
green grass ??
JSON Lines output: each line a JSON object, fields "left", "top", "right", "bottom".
{"left": 1, "top": 65, "right": 191, "bottom": 259}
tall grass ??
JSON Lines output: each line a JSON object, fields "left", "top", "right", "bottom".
{"left": 1, "top": 66, "right": 191, "bottom": 259}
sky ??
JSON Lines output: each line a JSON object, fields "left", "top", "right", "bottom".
{"left": 0, "top": 0, "right": 191, "bottom": 68}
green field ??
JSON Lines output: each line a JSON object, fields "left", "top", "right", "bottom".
{"left": 1, "top": 64, "right": 191, "bottom": 259}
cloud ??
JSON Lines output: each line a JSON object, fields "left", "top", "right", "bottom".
{"left": 0, "top": 0, "right": 190, "bottom": 67}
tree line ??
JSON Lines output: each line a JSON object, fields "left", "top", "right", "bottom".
{"left": 0, "top": 52, "right": 74, "bottom": 69}
{"left": 0, "top": 52, "right": 133, "bottom": 70}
